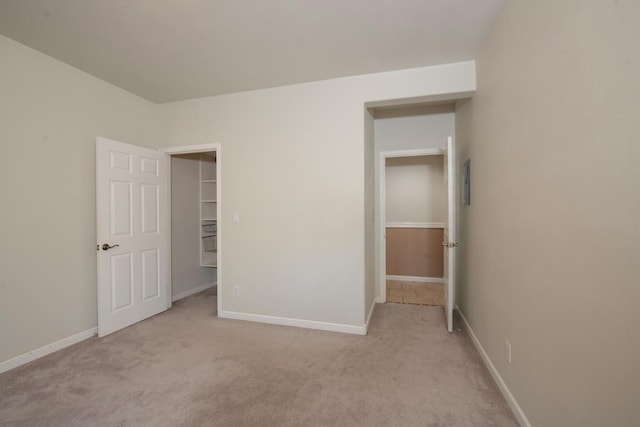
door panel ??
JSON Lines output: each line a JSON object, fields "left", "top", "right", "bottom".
{"left": 141, "top": 249, "right": 160, "bottom": 300}
{"left": 140, "top": 157, "right": 159, "bottom": 175}
{"left": 97, "top": 137, "right": 169, "bottom": 337}
{"left": 110, "top": 181, "right": 132, "bottom": 236}
{"left": 111, "top": 253, "right": 133, "bottom": 311}
{"left": 141, "top": 184, "right": 159, "bottom": 234}
{"left": 110, "top": 150, "right": 132, "bottom": 171}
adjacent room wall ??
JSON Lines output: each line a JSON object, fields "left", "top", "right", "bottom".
{"left": 385, "top": 228, "right": 443, "bottom": 278}
{"left": 171, "top": 154, "right": 217, "bottom": 299}
{"left": 374, "top": 104, "right": 454, "bottom": 152}
{"left": 0, "top": 35, "right": 159, "bottom": 363}
{"left": 158, "top": 62, "right": 476, "bottom": 330}
{"left": 384, "top": 155, "right": 445, "bottom": 278}
{"left": 385, "top": 156, "right": 445, "bottom": 224}
{"left": 455, "top": 1, "right": 640, "bottom": 425}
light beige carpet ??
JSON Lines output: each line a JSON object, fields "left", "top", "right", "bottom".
{"left": 0, "top": 289, "right": 517, "bottom": 426}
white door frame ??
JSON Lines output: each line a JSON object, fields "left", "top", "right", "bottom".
{"left": 443, "top": 136, "right": 457, "bottom": 332}
{"left": 160, "top": 143, "right": 222, "bottom": 315}
{"left": 376, "top": 147, "right": 445, "bottom": 302}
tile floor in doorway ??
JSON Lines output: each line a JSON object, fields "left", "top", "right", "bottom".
{"left": 386, "top": 280, "right": 445, "bottom": 306}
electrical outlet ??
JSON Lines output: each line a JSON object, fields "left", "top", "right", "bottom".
{"left": 505, "top": 339, "right": 512, "bottom": 364}
{"left": 233, "top": 286, "right": 240, "bottom": 297}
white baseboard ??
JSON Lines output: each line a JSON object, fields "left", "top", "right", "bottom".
{"left": 364, "top": 298, "right": 378, "bottom": 335}
{"left": 0, "top": 327, "right": 98, "bottom": 375}
{"left": 219, "top": 310, "right": 367, "bottom": 335}
{"left": 172, "top": 282, "right": 216, "bottom": 302}
{"left": 386, "top": 222, "right": 445, "bottom": 229}
{"left": 456, "top": 305, "right": 531, "bottom": 427}
{"left": 386, "top": 275, "right": 443, "bottom": 284}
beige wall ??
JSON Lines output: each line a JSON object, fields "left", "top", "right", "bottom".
{"left": 0, "top": 35, "right": 159, "bottom": 362}
{"left": 170, "top": 154, "right": 217, "bottom": 298}
{"left": 385, "top": 156, "right": 445, "bottom": 224}
{"left": 159, "top": 62, "right": 476, "bottom": 329}
{"left": 0, "top": 37, "right": 475, "bottom": 364}
{"left": 385, "top": 228, "right": 443, "bottom": 277}
{"left": 455, "top": 1, "right": 640, "bottom": 425}
{"left": 374, "top": 104, "right": 454, "bottom": 152}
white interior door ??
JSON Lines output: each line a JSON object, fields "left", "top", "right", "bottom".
{"left": 443, "top": 136, "right": 457, "bottom": 332}
{"left": 96, "top": 137, "right": 170, "bottom": 337}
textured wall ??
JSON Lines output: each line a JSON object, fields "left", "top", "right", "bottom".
{"left": 385, "top": 155, "right": 445, "bottom": 224}
{"left": 159, "top": 62, "right": 475, "bottom": 328}
{"left": 0, "top": 35, "right": 159, "bottom": 362}
{"left": 455, "top": 1, "right": 640, "bottom": 425}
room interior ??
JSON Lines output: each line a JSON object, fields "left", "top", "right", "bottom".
{"left": 170, "top": 152, "right": 218, "bottom": 301}
{"left": 0, "top": 1, "right": 639, "bottom": 426}
{"left": 384, "top": 154, "right": 446, "bottom": 306}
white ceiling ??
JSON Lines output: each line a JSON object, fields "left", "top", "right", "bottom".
{"left": 0, "top": 0, "right": 504, "bottom": 103}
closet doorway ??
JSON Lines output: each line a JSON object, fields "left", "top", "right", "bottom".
{"left": 162, "top": 144, "right": 222, "bottom": 316}
{"left": 383, "top": 152, "right": 446, "bottom": 307}
{"left": 379, "top": 148, "right": 446, "bottom": 307}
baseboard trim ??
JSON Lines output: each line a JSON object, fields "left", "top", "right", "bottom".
{"left": 0, "top": 327, "right": 98, "bottom": 375}
{"left": 364, "top": 298, "right": 378, "bottom": 335}
{"left": 219, "top": 310, "right": 367, "bottom": 335}
{"left": 386, "top": 275, "right": 443, "bottom": 283}
{"left": 456, "top": 305, "right": 531, "bottom": 427}
{"left": 386, "top": 222, "right": 445, "bottom": 229}
{"left": 172, "top": 282, "right": 216, "bottom": 302}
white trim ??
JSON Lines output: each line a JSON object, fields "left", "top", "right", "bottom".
{"left": 171, "top": 282, "right": 216, "bottom": 302}
{"left": 378, "top": 153, "right": 387, "bottom": 303}
{"left": 383, "top": 147, "right": 444, "bottom": 158}
{"left": 219, "top": 311, "right": 367, "bottom": 335}
{"left": 386, "top": 275, "right": 443, "bottom": 283}
{"left": 386, "top": 222, "right": 444, "bottom": 229}
{"left": 364, "top": 298, "right": 378, "bottom": 334}
{"left": 165, "top": 152, "right": 173, "bottom": 310}
{"left": 215, "top": 146, "right": 222, "bottom": 317}
{"left": 160, "top": 143, "right": 218, "bottom": 155}
{"left": 364, "top": 91, "right": 475, "bottom": 109}
{"left": 456, "top": 306, "right": 531, "bottom": 427}
{"left": 0, "top": 327, "right": 97, "bottom": 374}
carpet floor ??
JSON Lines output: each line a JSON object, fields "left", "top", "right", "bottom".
{"left": 0, "top": 289, "right": 517, "bottom": 426}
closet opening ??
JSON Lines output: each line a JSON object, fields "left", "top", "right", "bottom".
{"left": 163, "top": 144, "right": 221, "bottom": 314}
{"left": 382, "top": 153, "right": 446, "bottom": 306}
